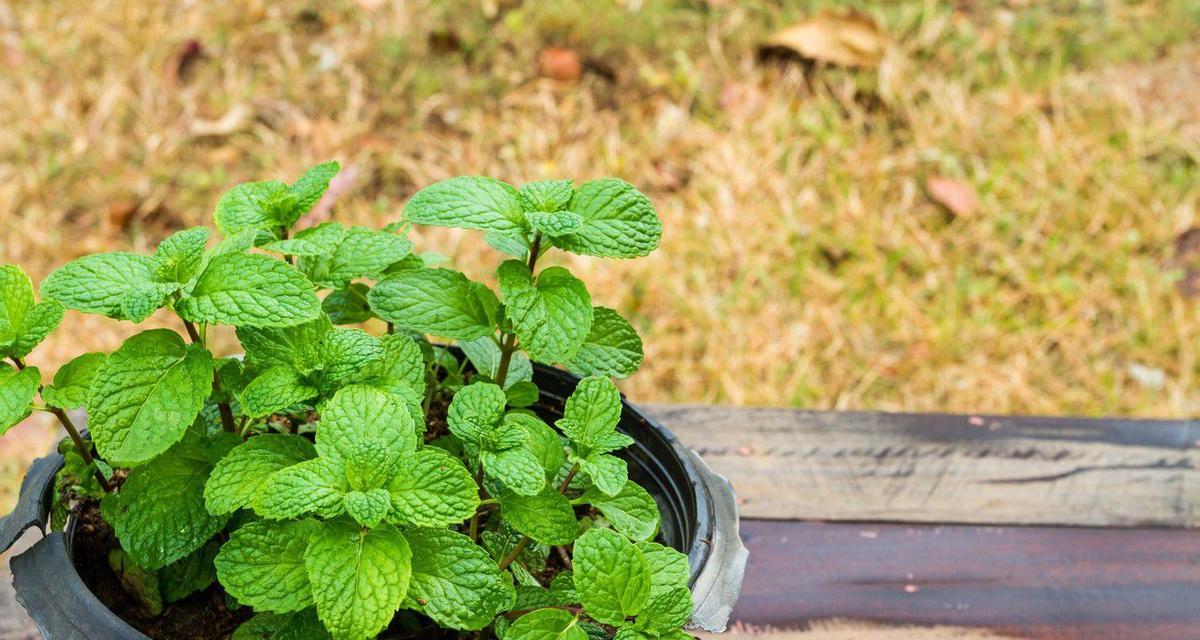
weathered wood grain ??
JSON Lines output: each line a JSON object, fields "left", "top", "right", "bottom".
{"left": 728, "top": 519, "right": 1200, "bottom": 640}
{"left": 648, "top": 405, "right": 1200, "bottom": 528}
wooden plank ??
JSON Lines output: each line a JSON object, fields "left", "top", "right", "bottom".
{"left": 648, "top": 405, "right": 1200, "bottom": 528}
{"left": 727, "top": 519, "right": 1200, "bottom": 640}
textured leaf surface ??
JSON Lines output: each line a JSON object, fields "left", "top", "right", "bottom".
{"left": 483, "top": 446, "right": 546, "bottom": 497}
{"left": 356, "top": 333, "right": 425, "bottom": 397}
{"left": 104, "top": 433, "right": 238, "bottom": 569}
{"left": 405, "top": 176, "right": 526, "bottom": 235}
{"left": 447, "top": 382, "right": 507, "bottom": 458}
{"left": 404, "top": 528, "right": 513, "bottom": 630}
{"left": 634, "top": 587, "right": 693, "bottom": 634}
{"left": 305, "top": 520, "right": 412, "bottom": 640}
{"left": 238, "top": 317, "right": 332, "bottom": 372}
{"left": 234, "top": 610, "right": 331, "bottom": 640}
{"left": 240, "top": 366, "right": 318, "bottom": 418}
{"left": 322, "top": 283, "right": 373, "bottom": 325}
{"left": 287, "top": 162, "right": 341, "bottom": 218}
{"left": 214, "top": 180, "right": 292, "bottom": 236}
{"left": 519, "top": 180, "right": 575, "bottom": 213}
{"left": 343, "top": 488, "right": 392, "bottom": 528}
{"left": 264, "top": 223, "right": 348, "bottom": 257}
{"left": 41, "top": 253, "right": 159, "bottom": 320}
{"left": 316, "top": 385, "right": 417, "bottom": 463}
{"left": 8, "top": 300, "right": 64, "bottom": 359}
{"left": 159, "top": 541, "right": 219, "bottom": 603}
{"left": 216, "top": 519, "right": 320, "bottom": 613}
{"left": 577, "top": 453, "right": 628, "bottom": 497}
{"left": 0, "top": 364, "right": 39, "bottom": 435}
{"left": 585, "top": 482, "right": 660, "bottom": 542}
{"left": 566, "top": 307, "right": 644, "bottom": 379}
{"left": 638, "top": 542, "right": 691, "bottom": 598}
{"left": 507, "top": 609, "right": 587, "bottom": 640}
{"left": 560, "top": 376, "right": 623, "bottom": 452}
{"left": 368, "top": 269, "right": 497, "bottom": 340}
{"left": 386, "top": 449, "right": 478, "bottom": 527}
{"left": 154, "top": 227, "right": 212, "bottom": 283}
{"left": 205, "top": 434, "right": 317, "bottom": 515}
{"left": 87, "top": 330, "right": 214, "bottom": 466}
{"left": 573, "top": 528, "right": 651, "bottom": 625}
{"left": 319, "top": 328, "right": 383, "bottom": 387}
{"left": 299, "top": 226, "right": 413, "bottom": 290}
{"left": 499, "top": 262, "right": 592, "bottom": 364}
{"left": 459, "top": 336, "right": 532, "bottom": 388}
{"left": 176, "top": 253, "right": 321, "bottom": 327}
{"left": 526, "top": 211, "right": 583, "bottom": 238}
{"left": 498, "top": 486, "right": 578, "bottom": 545}
{"left": 556, "top": 179, "right": 662, "bottom": 259}
{"left": 41, "top": 352, "right": 105, "bottom": 410}
{"left": 255, "top": 458, "right": 349, "bottom": 520}
{"left": 0, "top": 265, "right": 64, "bottom": 358}
{"left": 506, "top": 413, "right": 564, "bottom": 478}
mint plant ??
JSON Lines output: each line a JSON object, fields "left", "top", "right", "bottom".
{"left": 0, "top": 165, "right": 693, "bottom": 640}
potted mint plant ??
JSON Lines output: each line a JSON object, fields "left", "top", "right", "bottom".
{"left": 0, "top": 165, "right": 747, "bottom": 639}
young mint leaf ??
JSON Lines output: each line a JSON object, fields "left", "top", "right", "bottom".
{"left": 321, "top": 283, "right": 374, "bottom": 325}
{"left": 287, "top": 161, "right": 341, "bottom": 218}
{"left": 512, "top": 572, "right": 580, "bottom": 611}
{"left": 584, "top": 482, "right": 660, "bottom": 543}
{"left": 0, "top": 265, "right": 64, "bottom": 358}
{"left": 343, "top": 438, "right": 402, "bottom": 492}
{"left": 102, "top": 430, "right": 239, "bottom": 569}
{"left": 483, "top": 443, "right": 546, "bottom": 497}
{"left": 87, "top": 329, "right": 214, "bottom": 466}
{"left": 255, "top": 456, "right": 349, "bottom": 520}
{"left": 385, "top": 448, "right": 478, "bottom": 527}
{"left": 559, "top": 376, "right": 622, "bottom": 452}
{"left": 574, "top": 452, "right": 627, "bottom": 497}
{"left": 526, "top": 211, "right": 583, "bottom": 238}
{"left": 41, "top": 252, "right": 159, "bottom": 320}
{"left": 519, "top": 180, "right": 575, "bottom": 213}
{"left": 498, "top": 486, "right": 578, "bottom": 545}
{"left": 405, "top": 176, "right": 526, "bottom": 236}
{"left": 305, "top": 519, "right": 412, "bottom": 640}
{"left": 316, "top": 385, "right": 418, "bottom": 464}
{"left": 572, "top": 528, "right": 651, "bottom": 626}
{"left": 121, "top": 282, "right": 180, "bottom": 323}
{"left": 483, "top": 230, "right": 532, "bottom": 258}
{"left": 637, "top": 542, "right": 691, "bottom": 598}
{"left": 216, "top": 519, "right": 320, "bottom": 613}
{"left": 555, "top": 179, "right": 661, "bottom": 259}
{"left": 504, "top": 381, "right": 540, "bottom": 408}
{"left": 0, "top": 364, "right": 39, "bottom": 435}
{"left": 447, "top": 382, "right": 507, "bottom": 459}
{"left": 459, "top": 335, "right": 533, "bottom": 388}
{"left": 239, "top": 365, "right": 318, "bottom": 418}
{"left": 355, "top": 333, "right": 426, "bottom": 397}
{"left": 404, "top": 528, "right": 514, "bottom": 631}
{"left": 175, "top": 253, "right": 321, "bottom": 328}
{"left": 507, "top": 609, "right": 587, "bottom": 640}
{"left": 154, "top": 227, "right": 212, "bottom": 283}
{"left": 319, "top": 328, "right": 384, "bottom": 388}
{"left": 234, "top": 610, "right": 332, "bottom": 640}
{"left": 238, "top": 316, "right": 332, "bottom": 373}
{"left": 298, "top": 226, "right": 414, "bottom": 290}
{"left": 505, "top": 412, "right": 565, "bottom": 479}
{"left": 498, "top": 262, "right": 592, "bottom": 364}
{"left": 159, "top": 540, "right": 219, "bottom": 603}
{"left": 214, "top": 180, "right": 293, "bottom": 237}
{"left": 41, "top": 352, "right": 107, "bottom": 410}
{"left": 632, "top": 587, "right": 693, "bottom": 635}
{"left": 263, "top": 223, "right": 348, "bottom": 257}
{"left": 368, "top": 269, "right": 498, "bottom": 340}
{"left": 205, "top": 434, "right": 317, "bottom": 516}
{"left": 343, "top": 488, "right": 392, "bottom": 528}
{"left": 566, "top": 307, "right": 644, "bottom": 379}
{"left": 7, "top": 300, "right": 64, "bottom": 360}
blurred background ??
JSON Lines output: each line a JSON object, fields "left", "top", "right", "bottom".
{"left": 1, "top": 0, "right": 1199, "bottom": 509}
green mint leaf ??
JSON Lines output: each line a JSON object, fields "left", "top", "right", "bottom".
{"left": 447, "top": 382, "right": 507, "bottom": 458}
{"left": 0, "top": 265, "right": 64, "bottom": 358}
{"left": 103, "top": 431, "right": 239, "bottom": 569}
{"left": 519, "top": 180, "right": 575, "bottom": 213}
{"left": 386, "top": 448, "right": 478, "bottom": 527}
{"left": 404, "top": 528, "right": 514, "bottom": 631}
{"left": 255, "top": 458, "right": 349, "bottom": 520}
{"left": 576, "top": 452, "right": 627, "bottom": 497}
{"left": 159, "top": 540, "right": 219, "bottom": 603}
{"left": 556, "top": 179, "right": 661, "bottom": 259}
{"left": 42, "top": 352, "right": 107, "bottom": 410}
{"left": 0, "top": 364, "right": 39, "bottom": 435}
{"left": 483, "top": 230, "right": 531, "bottom": 258}
{"left": 633, "top": 587, "right": 693, "bottom": 635}
{"left": 504, "top": 381, "right": 540, "bottom": 408}
{"left": 305, "top": 519, "right": 412, "bottom": 640}
{"left": 319, "top": 328, "right": 384, "bottom": 388}
{"left": 8, "top": 300, "right": 64, "bottom": 359}
{"left": 316, "top": 385, "right": 418, "bottom": 464}
{"left": 584, "top": 482, "right": 660, "bottom": 542}
{"left": 638, "top": 542, "right": 690, "bottom": 598}
{"left": 176, "top": 253, "right": 321, "bottom": 328}
{"left": 505, "top": 413, "right": 565, "bottom": 479}
{"left": 513, "top": 572, "right": 580, "bottom": 611}
{"left": 507, "top": 609, "right": 587, "bottom": 640}
{"left": 498, "top": 486, "right": 578, "bottom": 545}
{"left": 205, "top": 434, "right": 317, "bottom": 516}
{"left": 87, "top": 329, "right": 214, "bottom": 466}
{"left": 41, "top": 252, "right": 159, "bottom": 320}
{"left": 343, "top": 439, "right": 402, "bottom": 492}
{"left": 238, "top": 316, "right": 332, "bottom": 373}
{"left": 459, "top": 336, "right": 532, "bottom": 389}
{"left": 566, "top": 307, "right": 644, "bottom": 379}
{"left": 483, "top": 443, "right": 546, "bottom": 497}
{"left": 355, "top": 333, "right": 426, "bottom": 397}
{"left": 368, "top": 269, "right": 498, "bottom": 340}
{"left": 234, "top": 610, "right": 332, "bottom": 640}
{"left": 263, "top": 223, "right": 348, "bottom": 257}
{"left": 321, "top": 283, "right": 374, "bottom": 324}
{"left": 239, "top": 365, "right": 318, "bottom": 419}
{"left": 404, "top": 176, "right": 525, "bottom": 236}
{"left": 287, "top": 161, "right": 341, "bottom": 218}
{"left": 298, "top": 226, "right": 414, "bottom": 290}
{"left": 214, "top": 228, "right": 276, "bottom": 256}
{"left": 214, "top": 180, "right": 293, "bottom": 236}
{"left": 578, "top": 621, "right": 611, "bottom": 640}
{"left": 526, "top": 211, "right": 583, "bottom": 238}
{"left": 573, "top": 528, "right": 651, "bottom": 626}
{"left": 343, "top": 488, "right": 391, "bottom": 528}
{"left": 154, "top": 227, "right": 212, "bottom": 283}
{"left": 121, "top": 282, "right": 180, "bottom": 323}
{"left": 216, "top": 519, "right": 320, "bottom": 613}
{"left": 108, "top": 548, "right": 164, "bottom": 615}
{"left": 559, "top": 376, "right": 622, "bottom": 453}
{"left": 498, "top": 262, "right": 592, "bottom": 364}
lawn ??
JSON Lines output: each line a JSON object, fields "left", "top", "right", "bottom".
{"left": 2, "top": 0, "right": 1199, "bottom": 506}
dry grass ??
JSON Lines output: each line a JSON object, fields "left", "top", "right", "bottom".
{"left": 2, "top": 0, "right": 1200, "bottom": 507}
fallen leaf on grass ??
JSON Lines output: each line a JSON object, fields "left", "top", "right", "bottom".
{"left": 763, "top": 10, "right": 888, "bottom": 68}
{"left": 925, "top": 175, "right": 979, "bottom": 217}
{"left": 537, "top": 46, "right": 583, "bottom": 82}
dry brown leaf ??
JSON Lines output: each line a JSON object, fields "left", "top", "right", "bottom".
{"left": 926, "top": 174, "right": 979, "bottom": 217}
{"left": 537, "top": 46, "right": 583, "bottom": 82}
{"left": 764, "top": 10, "right": 888, "bottom": 68}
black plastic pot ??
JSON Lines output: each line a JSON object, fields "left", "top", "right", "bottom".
{"left": 0, "top": 363, "right": 747, "bottom": 638}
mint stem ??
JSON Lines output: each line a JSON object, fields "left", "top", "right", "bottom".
{"left": 11, "top": 357, "right": 112, "bottom": 491}
{"left": 180, "top": 318, "right": 238, "bottom": 434}
{"left": 493, "top": 233, "right": 543, "bottom": 388}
